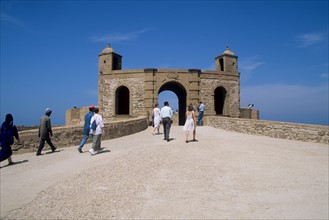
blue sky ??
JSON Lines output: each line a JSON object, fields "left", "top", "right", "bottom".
{"left": 1, "top": 0, "right": 328, "bottom": 126}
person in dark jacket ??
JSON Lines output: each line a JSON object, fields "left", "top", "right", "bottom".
{"left": 78, "top": 105, "right": 95, "bottom": 153}
{"left": 0, "top": 114, "right": 20, "bottom": 165}
{"left": 36, "top": 108, "right": 57, "bottom": 156}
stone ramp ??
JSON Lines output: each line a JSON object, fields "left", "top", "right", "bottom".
{"left": 1, "top": 126, "right": 328, "bottom": 219}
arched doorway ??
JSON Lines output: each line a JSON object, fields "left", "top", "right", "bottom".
{"left": 158, "top": 81, "right": 187, "bottom": 125}
{"left": 115, "top": 86, "right": 129, "bottom": 115}
{"left": 214, "top": 86, "right": 227, "bottom": 115}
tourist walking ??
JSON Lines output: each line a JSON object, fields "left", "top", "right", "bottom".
{"left": 183, "top": 104, "right": 197, "bottom": 143}
{"left": 0, "top": 114, "right": 20, "bottom": 165}
{"left": 160, "top": 101, "right": 173, "bottom": 142}
{"left": 89, "top": 107, "right": 104, "bottom": 155}
{"left": 152, "top": 103, "right": 161, "bottom": 135}
{"left": 36, "top": 108, "right": 57, "bottom": 156}
{"left": 78, "top": 105, "right": 95, "bottom": 153}
{"left": 191, "top": 103, "right": 198, "bottom": 141}
{"left": 198, "top": 101, "right": 205, "bottom": 126}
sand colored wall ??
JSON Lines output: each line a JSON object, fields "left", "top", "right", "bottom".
{"left": 12, "top": 117, "right": 148, "bottom": 154}
{"left": 206, "top": 116, "right": 329, "bottom": 144}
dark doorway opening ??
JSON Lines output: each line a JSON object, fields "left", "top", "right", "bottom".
{"left": 112, "top": 55, "right": 122, "bottom": 70}
{"left": 115, "top": 86, "right": 129, "bottom": 115}
{"left": 215, "top": 87, "right": 227, "bottom": 115}
{"left": 219, "top": 58, "right": 224, "bottom": 71}
{"left": 158, "top": 81, "right": 187, "bottom": 125}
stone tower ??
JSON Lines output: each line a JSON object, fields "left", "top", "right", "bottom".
{"left": 208, "top": 46, "right": 240, "bottom": 116}
{"left": 98, "top": 43, "right": 122, "bottom": 73}
{"left": 215, "top": 46, "right": 238, "bottom": 73}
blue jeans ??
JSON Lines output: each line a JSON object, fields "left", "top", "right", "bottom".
{"left": 79, "top": 134, "right": 90, "bottom": 149}
{"left": 198, "top": 111, "right": 204, "bottom": 126}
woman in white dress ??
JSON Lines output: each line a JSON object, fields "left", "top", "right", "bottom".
{"left": 152, "top": 103, "right": 161, "bottom": 135}
{"left": 183, "top": 104, "right": 197, "bottom": 143}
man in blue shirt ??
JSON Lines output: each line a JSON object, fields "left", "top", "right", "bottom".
{"left": 198, "top": 101, "right": 205, "bottom": 126}
{"left": 78, "top": 105, "right": 95, "bottom": 153}
{"left": 160, "top": 101, "right": 173, "bottom": 142}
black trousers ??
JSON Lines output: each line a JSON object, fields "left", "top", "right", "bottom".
{"left": 37, "top": 138, "right": 56, "bottom": 154}
{"left": 162, "top": 117, "right": 172, "bottom": 140}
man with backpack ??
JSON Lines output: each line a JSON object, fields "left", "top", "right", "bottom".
{"left": 88, "top": 107, "right": 104, "bottom": 155}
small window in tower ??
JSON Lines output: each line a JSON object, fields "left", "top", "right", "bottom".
{"left": 219, "top": 58, "right": 224, "bottom": 71}
{"left": 232, "top": 62, "right": 235, "bottom": 66}
{"left": 104, "top": 60, "right": 106, "bottom": 63}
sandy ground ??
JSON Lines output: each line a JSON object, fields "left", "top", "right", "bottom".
{"left": 0, "top": 126, "right": 328, "bottom": 219}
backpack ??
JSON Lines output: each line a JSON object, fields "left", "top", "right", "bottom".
{"left": 91, "top": 117, "right": 97, "bottom": 130}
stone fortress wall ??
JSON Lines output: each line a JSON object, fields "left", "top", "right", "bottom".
{"left": 206, "top": 116, "right": 329, "bottom": 144}
{"left": 12, "top": 117, "right": 148, "bottom": 154}
{"left": 12, "top": 116, "right": 328, "bottom": 154}
{"left": 97, "top": 44, "right": 244, "bottom": 126}
{"left": 65, "top": 107, "right": 90, "bottom": 126}
{"left": 66, "top": 106, "right": 259, "bottom": 126}
{"left": 67, "top": 44, "right": 259, "bottom": 127}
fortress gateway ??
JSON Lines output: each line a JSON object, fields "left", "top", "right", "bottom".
{"left": 66, "top": 44, "right": 258, "bottom": 126}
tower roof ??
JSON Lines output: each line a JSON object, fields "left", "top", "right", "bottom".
{"left": 100, "top": 43, "right": 115, "bottom": 54}
{"left": 222, "top": 46, "right": 235, "bottom": 55}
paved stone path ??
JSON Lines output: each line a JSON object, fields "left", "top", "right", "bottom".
{"left": 1, "top": 126, "right": 328, "bottom": 219}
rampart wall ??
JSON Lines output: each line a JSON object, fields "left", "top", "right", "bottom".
{"left": 205, "top": 116, "right": 329, "bottom": 144}
{"left": 12, "top": 117, "right": 148, "bottom": 154}
{"left": 11, "top": 116, "right": 328, "bottom": 155}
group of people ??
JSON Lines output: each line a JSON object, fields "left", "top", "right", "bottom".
{"left": 152, "top": 101, "right": 205, "bottom": 143}
{"left": 35, "top": 106, "right": 105, "bottom": 156}
{"left": 36, "top": 105, "right": 105, "bottom": 156}
{"left": 1, "top": 101, "right": 204, "bottom": 165}
{"left": 0, "top": 105, "right": 106, "bottom": 166}
{"left": 78, "top": 105, "right": 105, "bottom": 155}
